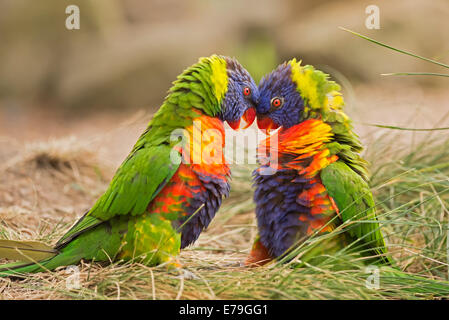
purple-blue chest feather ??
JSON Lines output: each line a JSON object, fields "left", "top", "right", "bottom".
{"left": 177, "top": 174, "right": 230, "bottom": 248}
{"left": 253, "top": 167, "right": 316, "bottom": 257}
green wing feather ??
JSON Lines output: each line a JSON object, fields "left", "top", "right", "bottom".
{"left": 320, "top": 161, "right": 392, "bottom": 264}
{"left": 89, "top": 144, "right": 179, "bottom": 219}
{"left": 55, "top": 56, "right": 224, "bottom": 248}
{"left": 56, "top": 142, "right": 180, "bottom": 247}
{"left": 0, "top": 56, "right": 228, "bottom": 276}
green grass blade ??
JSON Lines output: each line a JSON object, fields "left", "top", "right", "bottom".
{"left": 382, "top": 72, "right": 449, "bottom": 78}
{"left": 361, "top": 123, "right": 449, "bottom": 131}
{"left": 339, "top": 27, "right": 449, "bottom": 69}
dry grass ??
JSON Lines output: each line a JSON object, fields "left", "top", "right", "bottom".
{"left": 0, "top": 127, "right": 449, "bottom": 300}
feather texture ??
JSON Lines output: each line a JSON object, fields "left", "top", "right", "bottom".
{"left": 0, "top": 240, "right": 57, "bottom": 262}
{"left": 0, "top": 55, "right": 257, "bottom": 277}
{"left": 252, "top": 59, "right": 390, "bottom": 265}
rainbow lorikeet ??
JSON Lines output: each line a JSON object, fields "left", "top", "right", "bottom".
{"left": 245, "top": 59, "right": 449, "bottom": 297}
{"left": 246, "top": 59, "right": 391, "bottom": 266}
{"left": 0, "top": 55, "right": 257, "bottom": 276}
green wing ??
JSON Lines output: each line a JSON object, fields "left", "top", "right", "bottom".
{"left": 320, "top": 161, "right": 391, "bottom": 264}
{"left": 89, "top": 144, "right": 179, "bottom": 219}
{"left": 56, "top": 140, "right": 179, "bottom": 247}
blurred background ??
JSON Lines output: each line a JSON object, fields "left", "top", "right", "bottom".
{"left": 1, "top": 1, "right": 449, "bottom": 299}
{"left": 0, "top": 0, "right": 448, "bottom": 158}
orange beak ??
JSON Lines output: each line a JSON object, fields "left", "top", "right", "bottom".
{"left": 241, "top": 107, "right": 256, "bottom": 129}
{"left": 227, "top": 118, "right": 241, "bottom": 130}
{"left": 257, "top": 115, "right": 279, "bottom": 134}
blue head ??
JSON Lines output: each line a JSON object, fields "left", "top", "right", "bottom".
{"left": 256, "top": 62, "right": 304, "bottom": 130}
{"left": 221, "top": 57, "right": 258, "bottom": 129}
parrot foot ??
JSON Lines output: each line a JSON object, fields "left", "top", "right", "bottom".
{"left": 245, "top": 238, "right": 273, "bottom": 267}
{"left": 164, "top": 258, "right": 199, "bottom": 279}
{"left": 244, "top": 256, "right": 272, "bottom": 267}
{"left": 167, "top": 265, "right": 199, "bottom": 280}
{"left": 176, "top": 269, "right": 199, "bottom": 280}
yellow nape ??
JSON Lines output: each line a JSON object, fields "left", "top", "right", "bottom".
{"left": 288, "top": 58, "right": 345, "bottom": 117}
{"left": 205, "top": 55, "right": 228, "bottom": 102}
{"left": 289, "top": 58, "right": 320, "bottom": 112}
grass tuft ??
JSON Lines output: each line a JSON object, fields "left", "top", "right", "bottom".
{"left": 1, "top": 131, "right": 449, "bottom": 299}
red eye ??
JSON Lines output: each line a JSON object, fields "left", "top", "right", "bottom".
{"left": 243, "top": 87, "right": 251, "bottom": 96}
{"left": 271, "top": 97, "right": 283, "bottom": 108}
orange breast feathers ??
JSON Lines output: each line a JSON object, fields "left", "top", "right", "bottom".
{"left": 148, "top": 164, "right": 205, "bottom": 217}
{"left": 174, "top": 113, "right": 230, "bottom": 177}
{"left": 257, "top": 119, "right": 341, "bottom": 235}
{"left": 149, "top": 113, "right": 230, "bottom": 217}
{"left": 297, "top": 176, "right": 340, "bottom": 235}
{"left": 258, "top": 119, "right": 338, "bottom": 178}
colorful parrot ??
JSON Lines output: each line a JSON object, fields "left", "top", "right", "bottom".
{"left": 245, "top": 59, "right": 449, "bottom": 297}
{"left": 246, "top": 58, "right": 391, "bottom": 266}
{"left": 0, "top": 55, "right": 257, "bottom": 276}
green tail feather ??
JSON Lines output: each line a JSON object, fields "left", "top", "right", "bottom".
{"left": 0, "top": 218, "right": 127, "bottom": 278}
{"left": 0, "top": 252, "right": 82, "bottom": 277}
{"left": 0, "top": 240, "right": 57, "bottom": 262}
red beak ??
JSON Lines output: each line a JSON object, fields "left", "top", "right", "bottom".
{"left": 227, "top": 118, "right": 241, "bottom": 130}
{"left": 257, "top": 115, "right": 279, "bottom": 134}
{"left": 241, "top": 107, "right": 256, "bottom": 129}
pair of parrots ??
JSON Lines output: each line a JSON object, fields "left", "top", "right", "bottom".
{"left": 0, "top": 55, "right": 390, "bottom": 276}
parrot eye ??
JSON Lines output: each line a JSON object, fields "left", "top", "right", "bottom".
{"left": 243, "top": 87, "right": 251, "bottom": 96}
{"left": 271, "top": 97, "right": 283, "bottom": 109}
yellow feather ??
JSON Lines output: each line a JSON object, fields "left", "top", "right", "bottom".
{"left": 208, "top": 55, "right": 228, "bottom": 102}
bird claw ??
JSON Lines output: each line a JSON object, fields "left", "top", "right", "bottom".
{"left": 176, "top": 268, "right": 199, "bottom": 280}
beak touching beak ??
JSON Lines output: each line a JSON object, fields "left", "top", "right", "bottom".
{"left": 256, "top": 114, "right": 279, "bottom": 134}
